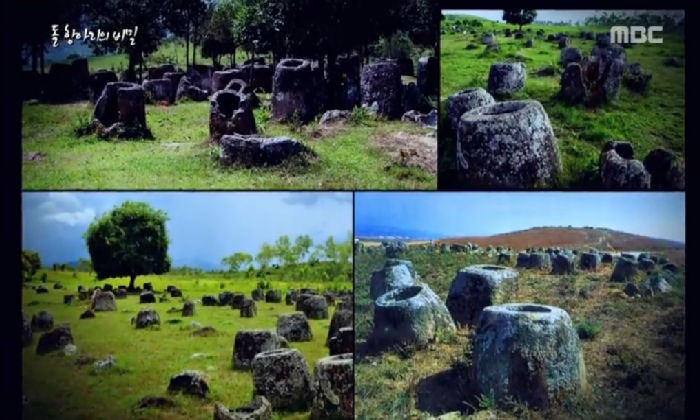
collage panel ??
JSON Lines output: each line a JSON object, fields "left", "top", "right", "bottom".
{"left": 354, "top": 192, "right": 685, "bottom": 418}
{"left": 20, "top": 0, "right": 439, "bottom": 191}
{"left": 438, "top": 9, "right": 685, "bottom": 190}
{"left": 21, "top": 192, "right": 353, "bottom": 419}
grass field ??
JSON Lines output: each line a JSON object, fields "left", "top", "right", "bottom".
{"left": 23, "top": 270, "right": 351, "bottom": 420}
{"left": 22, "top": 98, "right": 435, "bottom": 190}
{"left": 355, "top": 245, "right": 685, "bottom": 419}
{"left": 439, "top": 16, "right": 685, "bottom": 188}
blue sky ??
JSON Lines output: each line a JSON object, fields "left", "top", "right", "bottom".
{"left": 442, "top": 10, "right": 685, "bottom": 24}
{"left": 355, "top": 193, "right": 685, "bottom": 243}
{"left": 23, "top": 192, "right": 352, "bottom": 269}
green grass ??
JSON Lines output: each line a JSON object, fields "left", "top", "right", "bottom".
{"left": 22, "top": 98, "right": 435, "bottom": 189}
{"left": 440, "top": 17, "right": 685, "bottom": 188}
{"left": 355, "top": 244, "right": 685, "bottom": 418}
{"left": 23, "top": 270, "right": 350, "bottom": 420}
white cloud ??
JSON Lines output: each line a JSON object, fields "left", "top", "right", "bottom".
{"left": 44, "top": 208, "right": 96, "bottom": 227}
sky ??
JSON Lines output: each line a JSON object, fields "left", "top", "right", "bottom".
{"left": 355, "top": 193, "right": 685, "bottom": 243}
{"left": 23, "top": 192, "right": 353, "bottom": 269}
{"left": 441, "top": 10, "right": 685, "bottom": 24}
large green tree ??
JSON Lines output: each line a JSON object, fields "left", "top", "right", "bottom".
{"left": 255, "top": 242, "right": 275, "bottom": 270}
{"left": 21, "top": 250, "right": 42, "bottom": 281}
{"left": 221, "top": 252, "right": 253, "bottom": 273}
{"left": 201, "top": 0, "right": 238, "bottom": 67}
{"left": 163, "top": 0, "right": 209, "bottom": 67}
{"left": 502, "top": 9, "right": 537, "bottom": 31}
{"left": 84, "top": 201, "right": 171, "bottom": 290}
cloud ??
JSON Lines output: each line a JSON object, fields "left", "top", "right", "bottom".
{"left": 282, "top": 192, "right": 352, "bottom": 206}
{"left": 44, "top": 208, "right": 96, "bottom": 227}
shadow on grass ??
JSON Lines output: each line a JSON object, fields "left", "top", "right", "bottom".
{"left": 415, "top": 368, "right": 475, "bottom": 416}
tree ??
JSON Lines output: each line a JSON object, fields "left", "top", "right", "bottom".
{"left": 256, "top": 242, "right": 275, "bottom": 270}
{"left": 221, "top": 252, "right": 253, "bottom": 273}
{"left": 21, "top": 250, "right": 41, "bottom": 281}
{"left": 76, "top": 258, "right": 93, "bottom": 273}
{"left": 293, "top": 235, "right": 314, "bottom": 264}
{"left": 502, "top": 9, "right": 537, "bottom": 31}
{"left": 84, "top": 201, "right": 171, "bottom": 290}
{"left": 201, "top": 0, "right": 238, "bottom": 67}
{"left": 274, "top": 235, "right": 296, "bottom": 267}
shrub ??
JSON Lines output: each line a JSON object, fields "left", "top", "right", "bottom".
{"left": 575, "top": 319, "right": 601, "bottom": 340}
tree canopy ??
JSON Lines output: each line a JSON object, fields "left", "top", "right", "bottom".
{"left": 22, "top": 250, "right": 42, "bottom": 281}
{"left": 502, "top": 9, "right": 537, "bottom": 31}
{"left": 84, "top": 201, "right": 171, "bottom": 290}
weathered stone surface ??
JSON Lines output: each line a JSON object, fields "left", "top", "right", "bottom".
{"left": 210, "top": 90, "right": 257, "bottom": 143}
{"left": 611, "top": 257, "right": 638, "bottom": 282}
{"left": 446, "top": 88, "right": 495, "bottom": 136}
{"left": 252, "top": 288, "right": 264, "bottom": 301}
{"left": 182, "top": 300, "right": 195, "bottom": 317}
{"left": 80, "top": 309, "right": 95, "bottom": 319}
{"left": 529, "top": 252, "right": 551, "bottom": 269}
{"left": 214, "top": 397, "right": 272, "bottom": 420}
{"left": 299, "top": 295, "right": 328, "bottom": 320}
{"left": 560, "top": 63, "right": 585, "bottom": 103}
{"left": 232, "top": 293, "right": 246, "bottom": 309}
{"left": 91, "top": 290, "right": 116, "bottom": 311}
{"left": 251, "top": 348, "right": 313, "bottom": 410}
{"left": 134, "top": 309, "right": 160, "bottom": 328}
{"left": 36, "top": 325, "right": 74, "bottom": 355}
{"left": 117, "top": 85, "right": 147, "bottom": 126}
{"left": 638, "top": 258, "right": 656, "bottom": 272}
{"left": 360, "top": 61, "right": 403, "bottom": 119}
{"left": 579, "top": 253, "right": 601, "bottom": 271}
{"left": 497, "top": 253, "right": 512, "bottom": 265}
{"left": 147, "top": 64, "right": 176, "bottom": 81}
{"left": 168, "top": 370, "right": 209, "bottom": 398}
{"left": 623, "top": 62, "right": 652, "bottom": 93}
{"left": 202, "top": 295, "right": 219, "bottom": 306}
{"left": 31, "top": 311, "right": 54, "bottom": 331}
{"left": 640, "top": 274, "right": 672, "bottom": 296}
{"left": 140, "top": 291, "right": 156, "bottom": 303}
{"left": 371, "top": 284, "right": 455, "bottom": 350}
{"left": 311, "top": 354, "right": 353, "bottom": 419}
{"left": 581, "top": 55, "right": 624, "bottom": 105}
{"left": 285, "top": 291, "right": 295, "bottom": 305}
{"left": 456, "top": 100, "right": 561, "bottom": 188}
{"left": 170, "top": 288, "right": 182, "bottom": 297}
{"left": 277, "top": 312, "right": 313, "bottom": 342}
{"left": 176, "top": 76, "right": 209, "bottom": 101}
{"left": 271, "top": 59, "right": 321, "bottom": 123}
{"left": 482, "top": 33, "right": 496, "bottom": 44}
{"left": 326, "top": 309, "right": 352, "bottom": 346}
{"left": 219, "top": 291, "right": 235, "bottom": 306}
{"left": 233, "top": 330, "right": 285, "bottom": 369}
{"left": 319, "top": 110, "right": 351, "bottom": 126}
{"left": 417, "top": 56, "right": 438, "bottom": 96}
{"left": 265, "top": 290, "right": 282, "bottom": 303}
{"left": 472, "top": 304, "right": 586, "bottom": 409}
{"left": 487, "top": 62, "right": 526, "bottom": 97}
{"left": 601, "top": 253, "right": 614, "bottom": 264}
{"left": 329, "top": 327, "right": 354, "bottom": 356}
{"left": 600, "top": 141, "right": 651, "bottom": 189}
{"left": 559, "top": 48, "right": 582, "bottom": 66}
{"left": 36, "top": 285, "right": 49, "bottom": 294}
{"left": 401, "top": 109, "right": 438, "bottom": 129}
{"left": 163, "top": 72, "right": 185, "bottom": 102}
{"left": 551, "top": 253, "right": 575, "bottom": 275}
{"left": 643, "top": 148, "right": 685, "bottom": 190}
{"left": 143, "top": 79, "right": 173, "bottom": 104}
{"left": 446, "top": 265, "right": 519, "bottom": 326}
{"left": 402, "top": 82, "right": 433, "bottom": 114}
{"left": 240, "top": 298, "right": 257, "bottom": 318}
{"left": 558, "top": 36, "right": 570, "bottom": 49}
{"left": 370, "top": 259, "right": 417, "bottom": 300}
{"left": 219, "top": 135, "right": 314, "bottom": 167}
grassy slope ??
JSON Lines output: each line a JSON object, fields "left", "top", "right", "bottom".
{"left": 23, "top": 271, "right": 350, "bottom": 420}
{"left": 355, "top": 246, "right": 685, "bottom": 419}
{"left": 22, "top": 99, "right": 435, "bottom": 190}
{"left": 440, "top": 16, "right": 685, "bottom": 188}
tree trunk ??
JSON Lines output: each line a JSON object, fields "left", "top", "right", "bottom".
{"left": 139, "top": 53, "right": 144, "bottom": 84}
{"left": 185, "top": 32, "right": 190, "bottom": 68}
{"left": 39, "top": 50, "right": 45, "bottom": 75}
{"left": 192, "top": 23, "right": 197, "bottom": 66}
{"left": 129, "top": 274, "right": 136, "bottom": 291}
{"left": 31, "top": 44, "right": 38, "bottom": 73}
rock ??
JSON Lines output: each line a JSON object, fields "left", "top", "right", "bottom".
{"left": 239, "top": 63, "right": 274, "bottom": 93}
{"left": 240, "top": 298, "right": 257, "bottom": 318}
{"left": 285, "top": 291, "right": 295, "bottom": 305}
{"left": 168, "top": 370, "right": 209, "bottom": 398}
{"left": 326, "top": 309, "right": 352, "bottom": 346}
{"left": 212, "top": 69, "right": 244, "bottom": 93}
{"left": 472, "top": 304, "right": 586, "bottom": 409}
{"left": 417, "top": 56, "right": 438, "bottom": 96}
{"left": 525, "top": 39, "right": 534, "bottom": 48}
{"left": 329, "top": 327, "right": 354, "bottom": 356}
{"left": 214, "top": 397, "right": 272, "bottom": 420}
{"left": 233, "top": 330, "right": 285, "bottom": 369}
{"left": 558, "top": 36, "right": 570, "bottom": 48}
{"left": 535, "top": 65, "right": 556, "bottom": 77}
{"left": 360, "top": 61, "right": 403, "bottom": 119}
{"left": 202, "top": 295, "right": 219, "bottom": 306}
{"left": 62, "top": 294, "right": 74, "bottom": 305}
{"left": 592, "top": 44, "right": 626, "bottom": 63}
{"left": 143, "top": 79, "right": 173, "bottom": 104}
{"left": 623, "top": 62, "right": 652, "bottom": 93}
{"left": 80, "top": 309, "right": 95, "bottom": 319}
{"left": 600, "top": 141, "right": 651, "bottom": 189}
{"left": 134, "top": 309, "right": 160, "bottom": 328}
{"left": 91, "top": 290, "right": 117, "bottom": 311}
{"left": 402, "top": 82, "right": 433, "bottom": 114}
{"left": 643, "top": 148, "right": 685, "bottom": 190}
{"left": 22, "top": 311, "right": 33, "bottom": 347}
{"left": 514, "top": 31, "right": 524, "bottom": 40}
{"left": 89, "top": 70, "right": 118, "bottom": 102}
{"left": 311, "top": 354, "right": 353, "bottom": 419}
{"left": 601, "top": 253, "right": 614, "bottom": 264}
{"left": 93, "top": 354, "right": 117, "bottom": 371}
{"left": 382, "top": 240, "right": 408, "bottom": 258}
{"left": 163, "top": 72, "right": 185, "bottom": 103}
{"left": 369, "top": 259, "right": 417, "bottom": 299}
{"left": 299, "top": 295, "right": 328, "bottom": 320}
{"left": 560, "top": 63, "right": 586, "bottom": 103}
{"left": 371, "top": 284, "right": 455, "bottom": 350}
{"left": 53, "top": 282, "right": 63, "bottom": 290}
{"left": 579, "top": 253, "right": 601, "bottom": 271}
{"left": 277, "top": 312, "right": 313, "bottom": 342}
{"left": 31, "top": 311, "right": 54, "bottom": 332}
{"left": 219, "top": 291, "right": 235, "bottom": 306}
{"left": 624, "top": 282, "right": 639, "bottom": 297}
{"left": 319, "top": 110, "right": 351, "bottom": 125}
{"left": 137, "top": 395, "right": 177, "bottom": 409}
{"left": 446, "top": 88, "right": 495, "bottom": 136}
{"left": 611, "top": 257, "right": 638, "bottom": 282}
{"left": 485, "top": 42, "right": 501, "bottom": 53}
{"left": 219, "top": 134, "right": 314, "bottom": 167}
{"left": 36, "top": 285, "right": 49, "bottom": 294}
{"left": 271, "top": 59, "right": 321, "bottom": 123}
{"left": 182, "top": 300, "right": 195, "bottom": 317}
{"left": 664, "top": 57, "right": 683, "bottom": 68}
{"left": 209, "top": 90, "right": 257, "bottom": 143}
{"left": 559, "top": 48, "right": 582, "bottom": 66}
{"left": 192, "top": 326, "right": 217, "bottom": 337}
{"left": 663, "top": 263, "right": 679, "bottom": 273}
{"left": 487, "top": 62, "right": 526, "bottom": 97}
{"left": 456, "top": 100, "right": 561, "bottom": 188}
{"left": 323, "top": 292, "right": 336, "bottom": 307}
{"left": 140, "top": 291, "right": 156, "bottom": 304}
{"left": 252, "top": 288, "right": 265, "bottom": 301}
{"left": 176, "top": 76, "right": 209, "bottom": 101}
{"left": 36, "top": 325, "right": 74, "bottom": 355}
{"left": 265, "top": 290, "right": 282, "bottom": 303}
{"left": 551, "top": 253, "right": 575, "bottom": 275}
{"left": 446, "top": 265, "right": 519, "bottom": 326}
{"left": 581, "top": 55, "right": 624, "bottom": 105}
{"left": 63, "top": 343, "right": 78, "bottom": 356}
{"left": 497, "top": 253, "right": 512, "bottom": 265}
{"left": 639, "top": 258, "right": 656, "bottom": 272}
{"left": 251, "top": 348, "right": 313, "bottom": 410}
{"left": 147, "top": 64, "right": 176, "bottom": 81}
{"left": 529, "top": 253, "right": 551, "bottom": 269}
{"left": 169, "top": 287, "right": 182, "bottom": 297}
{"left": 482, "top": 33, "right": 496, "bottom": 44}
{"left": 231, "top": 293, "right": 246, "bottom": 309}
{"left": 640, "top": 274, "right": 672, "bottom": 296}
{"left": 401, "top": 109, "right": 438, "bottom": 129}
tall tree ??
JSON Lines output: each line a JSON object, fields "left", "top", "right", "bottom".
{"left": 502, "top": 9, "right": 538, "bottom": 31}
{"left": 21, "top": 250, "right": 42, "bottom": 281}
{"left": 293, "top": 235, "right": 314, "bottom": 264}
{"left": 274, "top": 235, "right": 296, "bottom": 267}
{"left": 256, "top": 242, "right": 275, "bottom": 270}
{"left": 201, "top": 0, "right": 238, "bottom": 67}
{"left": 84, "top": 201, "right": 171, "bottom": 290}
{"left": 221, "top": 252, "right": 253, "bottom": 273}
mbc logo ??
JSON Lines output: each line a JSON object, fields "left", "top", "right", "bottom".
{"left": 610, "top": 26, "right": 663, "bottom": 44}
